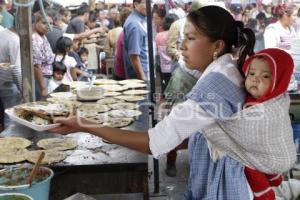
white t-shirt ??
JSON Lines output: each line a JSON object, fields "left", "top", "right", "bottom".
{"left": 47, "top": 77, "right": 61, "bottom": 93}
{"left": 55, "top": 54, "right": 77, "bottom": 82}
{"left": 264, "top": 21, "right": 297, "bottom": 54}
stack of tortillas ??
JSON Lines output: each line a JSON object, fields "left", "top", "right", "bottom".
{"left": 0, "top": 136, "right": 77, "bottom": 164}
{"left": 26, "top": 138, "right": 77, "bottom": 164}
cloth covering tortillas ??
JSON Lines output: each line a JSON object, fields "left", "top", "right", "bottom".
{"left": 0, "top": 148, "right": 28, "bottom": 163}
{"left": 37, "top": 138, "right": 77, "bottom": 151}
{"left": 26, "top": 150, "right": 66, "bottom": 164}
{"left": 0, "top": 137, "right": 31, "bottom": 149}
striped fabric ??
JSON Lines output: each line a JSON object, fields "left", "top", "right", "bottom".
{"left": 184, "top": 70, "right": 250, "bottom": 200}
{"left": 203, "top": 94, "right": 297, "bottom": 174}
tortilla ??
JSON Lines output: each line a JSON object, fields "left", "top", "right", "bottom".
{"left": 124, "top": 83, "right": 147, "bottom": 89}
{"left": 78, "top": 104, "right": 111, "bottom": 115}
{"left": 102, "top": 117, "right": 134, "bottom": 128}
{"left": 37, "top": 138, "right": 77, "bottom": 151}
{"left": 114, "top": 95, "right": 146, "bottom": 102}
{"left": 104, "top": 92, "right": 122, "bottom": 97}
{"left": 108, "top": 102, "right": 138, "bottom": 110}
{"left": 108, "top": 109, "right": 142, "bottom": 118}
{"left": 122, "top": 90, "right": 149, "bottom": 95}
{"left": 118, "top": 79, "right": 145, "bottom": 85}
{"left": 99, "top": 84, "right": 127, "bottom": 92}
{"left": 0, "top": 137, "right": 31, "bottom": 149}
{"left": 96, "top": 97, "right": 123, "bottom": 105}
{"left": 93, "top": 79, "right": 118, "bottom": 85}
{"left": 0, "top": 148, "right": 28, "bottom": 163}
{"left": 26, "top": 150, "right": 66, "bottom": 164}
{"left": 49, "top": 92, "right": 77, "bottom": 100}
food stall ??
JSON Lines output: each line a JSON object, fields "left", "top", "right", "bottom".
{"left": 0, "top": 98, "right": 150, "bottom": 199}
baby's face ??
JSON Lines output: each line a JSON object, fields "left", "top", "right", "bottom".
{"left": 245, "top": 58, "right": 273, "bottom": 99}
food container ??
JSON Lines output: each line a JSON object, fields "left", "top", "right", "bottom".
{"left": 0, "top": 193, "right": 33, "bottom": 200}
{"left": 0, "top": 166, "right": 54, "bottom": 200}
{"left": 77, "top": 86, "right": 105, "bottom": 101}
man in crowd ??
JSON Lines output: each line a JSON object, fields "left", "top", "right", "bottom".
{"left": 123, "top": 0, "right": 148, "bottom": 80}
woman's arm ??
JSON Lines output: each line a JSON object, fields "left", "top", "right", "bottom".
{"left": 51, "top": 117, "right": 151, "bottom": 154}
{"left": 34, "top": 64, "right": 47, "bottom": 97}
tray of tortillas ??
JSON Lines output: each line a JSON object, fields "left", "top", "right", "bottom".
{"left": 5, "top": 101, "right": 73, "bottom": 131}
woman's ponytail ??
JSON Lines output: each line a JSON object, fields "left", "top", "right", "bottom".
{"left": 234, "top": 21, "right": 256, "bottom": 70}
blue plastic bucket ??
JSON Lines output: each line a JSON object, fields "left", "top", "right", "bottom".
{"left": 0, "top": 166, "right": 53, "bottom": 200}
{"left": 0, "top": 193, "right": 33, "bottom": 200}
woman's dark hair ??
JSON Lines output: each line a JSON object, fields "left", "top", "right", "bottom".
{"left": 55, "top": 37, "right": 73, "bottom": 62}
{"left": 162, "top": 14, "right": 178, "bottom": 31}
{"left": 78, "top": 47, "right": 89, "bottom": 57}
{"left": 187, "top": 6, "right": 255, "bottom": 70}
{"left": 52, "top": 61, "right": 67, "bottom": 74}
{"left": 152, "top": 6, "right": 166, "bottom": 19}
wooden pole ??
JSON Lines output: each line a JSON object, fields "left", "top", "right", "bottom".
{"left": 16, "top": 0, "right": 35, "bottom": 102}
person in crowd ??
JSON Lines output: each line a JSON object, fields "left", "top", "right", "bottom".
{"left": 123, "top": 0, "right": 148, "bottom": 80}
{"left": 59, "top": 8, "right": 71, "bottom": 33}
{"left": 46, "top": 9, "right": 107, "bottom": 53}
{"left": 104, "top": 10, "right": 122, "bottom": 57}
{"left": 97, "top": 10, "right": 109, "bottom": 28}
{"left": 32, "top": 12, "right": 55, "bottom": 100}
{"left": 54, "top": 37, "right": 88, "bottom": 82}
{"left": 0, "top": 13, "right": 22, "bottom": 127}
{"left": 78, "top": 47, "right": 89, "bottom": 73}
{"left": 107, "top": 7, "right": 119, "bottom": 29}
{"left": 152, "top": 6, "right": 166, "bottom": 33}
{"left": 264, "top": 4, "right": 298, "bottom": 53}
{"left": 52, "top": 5, "right": 257, "bottom": 199}
{"left": 87, "top": 11, "right": 98, "bottom": 30}
{"left": 155, "top": 14, "right": 178, "bottom": 93}
{"left": 0, "top": 0, "right": 14, "bottom": 28}
{"left": 66, "top": 4, "right": 89, "bottom": 34}
{"left": 169, "top": 0, "right": 189, "bottom": 19}
{"left": 48, "top": 61, "right": 67, "bottom": 93}
{"left": 113, "top": 7, "right": 132, "bottom": 80}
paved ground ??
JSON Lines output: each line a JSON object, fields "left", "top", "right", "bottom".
{"left": 148, "top": 150, "right": 189, "bottom": 200}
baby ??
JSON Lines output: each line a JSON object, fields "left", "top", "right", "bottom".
{"left": 203, "top": 48, "right": 297, "bottom": 200}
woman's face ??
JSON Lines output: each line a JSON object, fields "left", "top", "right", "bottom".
{"left": 281, "top": 9, "right": 297, "bottom": 27}
{"left": 153, "top": 12, "right": 163, "bottom": 28}
{"left": 35, "top": 17, "right": 52, "bottom": 36}
{"left": 180, "top": 20, "right": 217, "bottom": 72}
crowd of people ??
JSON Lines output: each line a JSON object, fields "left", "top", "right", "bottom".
{"left": 1, "top": 0, "right": 300, "bottom": 199}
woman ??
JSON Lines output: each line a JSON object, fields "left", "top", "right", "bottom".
{"left": 52, "top": 6, "right": 255, "bottom": 199}
{"left": 32, "top": 12, "right": 55, "bottom": 100}
{"left": 264, "top": 4, "right": 298, "bottom": 53}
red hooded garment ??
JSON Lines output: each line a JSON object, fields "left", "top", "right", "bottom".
{"left": 242, "top": 48, "right": 294, "bottom": 105}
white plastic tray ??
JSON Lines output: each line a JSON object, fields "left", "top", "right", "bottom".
{"left": 5, "top": 108, "right": 61, "bottom": 132}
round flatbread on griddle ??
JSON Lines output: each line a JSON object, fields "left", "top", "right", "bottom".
{"left": 26, "top": 150, "right": 66, "bottom": 164}
{"left": 37, "top": 138, "right": 77, "bottom": 151}
{"left": 0, "top": 137, "right": 31, "bottom": 149}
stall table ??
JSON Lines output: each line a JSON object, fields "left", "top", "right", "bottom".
{"left": 0, "top": 104, "right": 150, "bottom": 200}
